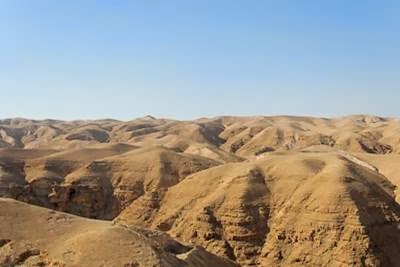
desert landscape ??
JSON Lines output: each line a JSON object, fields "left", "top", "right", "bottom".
{"left": 0, "top": 115, "right": 400, "bottom": 266}
{"left": 2, "top": 0, "right": 399, "bottom": 265}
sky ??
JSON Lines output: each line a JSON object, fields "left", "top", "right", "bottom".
{"left": 0, "top": 0, "right": 400, "bottom": 120}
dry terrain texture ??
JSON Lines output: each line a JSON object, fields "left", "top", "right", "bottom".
{"left": 0, "top": 115, "right": 400, "bottom": 266}
{"left": 0, "top": 198, "right": 237, "bottom": 267}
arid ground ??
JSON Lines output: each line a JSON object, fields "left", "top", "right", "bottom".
{"left": 1, "top": 115, "right": 400, "bottom": 266}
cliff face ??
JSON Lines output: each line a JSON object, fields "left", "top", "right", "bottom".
{"left": 1, "top": 115, "right": 400, "bottom": 266}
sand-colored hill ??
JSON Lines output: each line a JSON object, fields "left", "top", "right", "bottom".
{"left": 1, "top": 145, "right": 219, "bottom": 220}
{"left": 117, "top": 151, "right": 400, "bottom": 266}
{"left": 0, "top": 198, "right": 238, "bottom": 267}
{"left": 1, "top": 115, "right": 400, "bottom": 266}
{"left": 354, "top": 153, "right": 400, "bottom": 202}
{"left": 1, "top": 115, "right": 399, "bottom": 155}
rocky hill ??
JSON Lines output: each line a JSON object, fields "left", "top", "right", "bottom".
{"left": 1, "top": 115, "right": 400, "bottom": 266}
{"left": 0, "top": 198, "right": 238, "bottom": 267}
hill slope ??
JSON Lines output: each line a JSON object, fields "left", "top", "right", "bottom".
{"left": 1, "top": 115, "right": 400, "bottom": 266}
{"left": 0, "top": 198, "right": 238, "bottom": 267}
{"left": 116, "top": 151, "right": 400, "bottom": 266}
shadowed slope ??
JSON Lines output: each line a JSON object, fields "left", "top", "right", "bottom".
{"left": 0, "top": 198, "right": 238, "bottom": 267}
{"left": 117, "top": 152, "right": 400, "bottom": 266}
{"left": 1, "top": 116, "right": 400, "bottom": 266}
{"left": 1, "top": 145, "right": 220, "bottom": 220}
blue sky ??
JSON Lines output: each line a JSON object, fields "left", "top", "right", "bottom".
{"left": 0, "top": 0, "right": 399, "bottom": 120}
